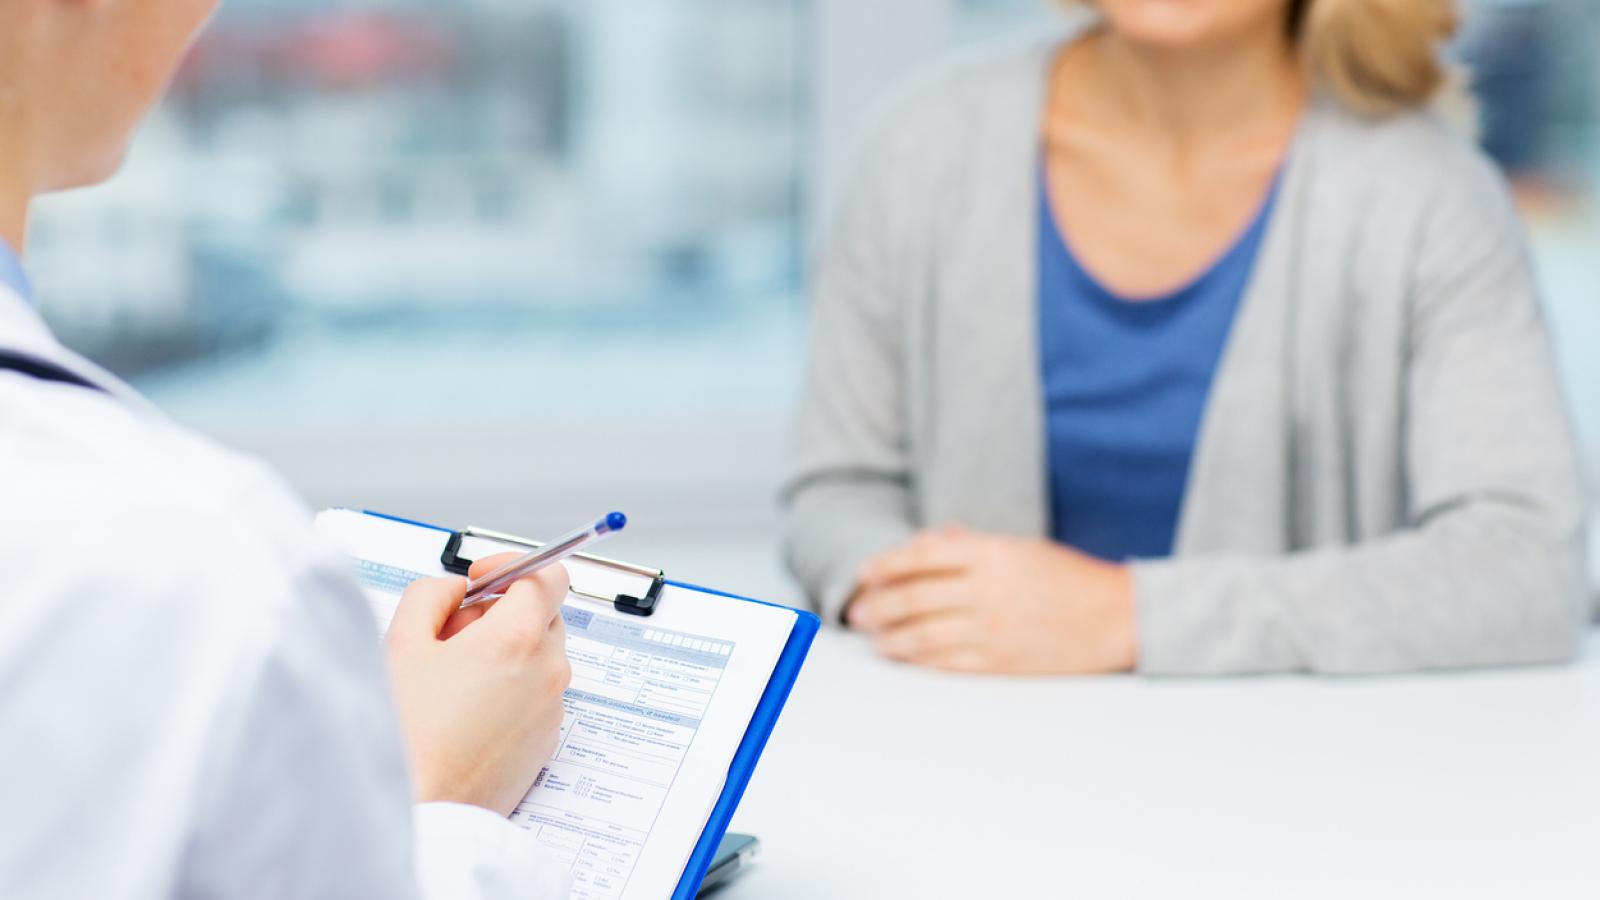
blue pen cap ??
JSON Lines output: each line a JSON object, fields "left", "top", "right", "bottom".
{"left": 599, "top": 511, "right": 627, "bottom": 534}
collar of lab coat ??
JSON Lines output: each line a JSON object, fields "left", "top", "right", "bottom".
{"left": 0, "top": 281, "right": 158, "bottom": 413}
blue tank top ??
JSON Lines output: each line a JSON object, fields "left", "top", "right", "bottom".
{"left": 1037, "top": 174, "right": 1278, "bottom": 561}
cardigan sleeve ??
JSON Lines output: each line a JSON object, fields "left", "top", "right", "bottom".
{"left": 780, "top": 105, "right": 925, "bottom": 625}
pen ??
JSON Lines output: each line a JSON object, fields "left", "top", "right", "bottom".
{"left": 459, "top": 511, "right": 627, "bottom": 609}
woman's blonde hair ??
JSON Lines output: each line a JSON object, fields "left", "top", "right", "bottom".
{"left": 1067, "top": 0, "right": 1461, "bottom": 116}
{"left": 1290, "top": 0, "right": 1459, "bottom": 116}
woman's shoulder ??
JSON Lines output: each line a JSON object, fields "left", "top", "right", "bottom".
{"left": 877, "top": 34, "right": 1059, "bottom": 126}
{"left": 1305, "top": 98, "right": 1517, "bottom": 224}
{"left": 840, "top": 28, "right": 1073, "bottom": 183}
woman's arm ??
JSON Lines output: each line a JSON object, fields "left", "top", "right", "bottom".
{"left": 782, "top": 199, "right": 918, "bottom": 623}
{"left": 781, "top": 118, "right": 924, "bottom": 625}
{"left": 1134, "top": 158, "right": 1590, "bottom": 675}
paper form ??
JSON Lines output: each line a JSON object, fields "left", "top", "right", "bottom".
{"left": 316, "top": 510, "right": 795, "bottom": 900}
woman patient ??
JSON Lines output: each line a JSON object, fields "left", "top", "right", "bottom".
{"left": 782, "top": 0, "right": 1588, "bottom": 675}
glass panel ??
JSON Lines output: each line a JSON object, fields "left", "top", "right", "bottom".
{"left": 30, "top": 0, "right": 807, "bottom": 430}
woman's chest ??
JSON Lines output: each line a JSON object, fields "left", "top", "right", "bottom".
{"left": 1042, "top": 144, "right": 1283, "bottom": 299}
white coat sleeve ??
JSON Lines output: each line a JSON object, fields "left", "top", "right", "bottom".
{"left": 179, "top": 529, "right": 571, "bottom": 899}
{"left": 414, "top": 802, "right": 573, "bottom": 898}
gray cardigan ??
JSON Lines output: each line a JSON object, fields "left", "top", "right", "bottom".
{"left": 780, "top": 32, "right": 1590, "bottom": 675}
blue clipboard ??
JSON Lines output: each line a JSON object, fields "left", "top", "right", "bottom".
{"left": 667, "top": 579, "right": 818, "bottom": 898}
{"left": 355, "top": 510, "right": 820, "bottom": 898}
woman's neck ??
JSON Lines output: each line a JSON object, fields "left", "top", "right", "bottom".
{"left": 1080, "top": 24, "right": 1305, "bottom": 150}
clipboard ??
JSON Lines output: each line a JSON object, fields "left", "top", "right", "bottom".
{"left": 337, "top": 509, "right": 819, "bottom": 899}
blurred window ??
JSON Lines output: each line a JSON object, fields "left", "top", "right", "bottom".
{"left": 33, "top": 0, "right": 806, "bottom": 431}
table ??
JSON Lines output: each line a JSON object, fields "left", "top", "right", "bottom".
{"left": 720, "top": 630, "right": 1600, "bottom": 899}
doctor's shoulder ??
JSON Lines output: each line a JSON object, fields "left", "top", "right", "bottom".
{"left": 1, "top": 378, "right": 369, "bottom": 644}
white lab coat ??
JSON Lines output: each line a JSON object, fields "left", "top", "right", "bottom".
{"left": 0, "top": 284, "right": 570, "bottom": 899}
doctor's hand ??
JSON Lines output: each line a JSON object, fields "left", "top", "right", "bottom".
{"left": 386, "top": 553, "right": 573, "bottom": 816}
{"left": 846, "top": 528, "right": 1138, "bottom": 675}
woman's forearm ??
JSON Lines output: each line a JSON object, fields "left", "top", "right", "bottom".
{"left": 1131, "top": 503, "right": 1589, "bottom": 675}
{"left": 783, "top": 478, "right": 918, "bottom": 624}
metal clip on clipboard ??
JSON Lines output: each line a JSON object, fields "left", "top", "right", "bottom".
{"left": 438, "top": 525, "right": 666, "bottom": 617}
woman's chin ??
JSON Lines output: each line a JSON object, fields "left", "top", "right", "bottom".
{"left": 1106, "top": 17, "right": 1240, "bottom": 51}
{"left": 1097, "top": 0, "right": 1288, "bottom": 52}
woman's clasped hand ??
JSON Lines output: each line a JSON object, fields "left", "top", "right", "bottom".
{"left": 847, "top": 528, "right": 1138, "bottom": 675}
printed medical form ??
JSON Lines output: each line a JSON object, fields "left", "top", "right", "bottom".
{"left": 318, "top": 511, "right": 795, "bottom": 900}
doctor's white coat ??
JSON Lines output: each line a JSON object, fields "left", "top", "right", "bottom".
{"left": 0, "top": 283, "right": 571, "bottom": 899}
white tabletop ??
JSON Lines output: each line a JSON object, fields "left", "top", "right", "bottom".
{"left": 720, "top": 629, "right": 1600, "bottom": 899}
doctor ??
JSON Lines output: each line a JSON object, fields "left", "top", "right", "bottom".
{"left": 1, "top": 0, "right": 575, "bottom": 897}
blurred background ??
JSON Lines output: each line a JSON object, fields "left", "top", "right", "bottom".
{"left": 30, "top": 0, "right": 1600, "bottom": 604}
